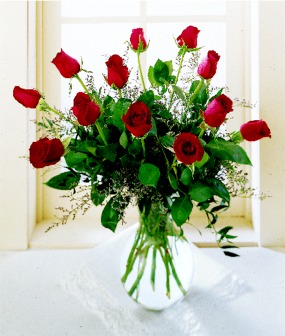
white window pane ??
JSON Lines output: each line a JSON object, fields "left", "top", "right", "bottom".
{"left": 147, "top": 1, "right": 226, "bottom": 16}
{"left": 61, "top": 0, "right": 140, "bottom": 17}
{"left": 61, "top": 23, "right": 138, "bottom": 105}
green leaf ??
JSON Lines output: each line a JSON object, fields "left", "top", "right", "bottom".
{"left": 148, "top": 117, "right": 157, "bottom": 136}
{"left": 148, "top": 66, "right": 157, "bottom": 86}
{"left": 138, "top": 163, "right": 160, "bottom": 188}
{"left": 218, "top": 226, "right": 234, "bottom": 236}
{"left": 206, "top": 138, "right": 252, "bottom": 165}
{"left": 128, "top": 138, "right": 142, "bottom": 155}
{"left": 62, "top": 136, "right": 72, "bottom": 149}
{"left": 209, "top": 88, "right": 223, "bottom": 102}
{"left": 209, "top": 178, "right": 230, "bottom": 203}
{"left": 153, "top": 59, "right": 171, "bottom": 85}
{"left": 45, "top": 171, "right": 80, "bottom": 190}
{"left": 65, "top": 151, "right": 88, "bottom": 170}
{"left": 171, "top": 196, "right": 193, "bottom": 226}
{"left": 180, "top": 167, "right": 192, "bottom": 186}
{"left": 137, "top": 90, "right": 155, "bottom": 107}
{"left": 91, "top": 188, "right": 105, "bottom": 206}
{"left": 119, "top": 131, "right": 128, "bottom": 149}
{"left": 160, "top": 134, "right": 175, "bottom": 147}
{"left": 172, "top": 85, "right": 187, "bottom": 103}
{"left": 190, "top": 181, "right": 213, "bottom": 202}
{"left": 195, "top": 151, "right": 209, "bottom": 168}
{"left": 113, "top": 99, "right": 131, "bottom": 131}
{"left": 97, "top": 144, "right": 117, "bottom": 162}
{"left": 101, "top": 197, "right": 119, "bottom": 232}
{"left": 103, "top": 95, "right": 115, "bottom": 112}
{"left": 168, "top": 173, "right": 178, "bottom": 190}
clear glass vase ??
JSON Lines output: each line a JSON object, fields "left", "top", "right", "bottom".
{"left": 120, "top": 202, "right": 194, "bottom": 310}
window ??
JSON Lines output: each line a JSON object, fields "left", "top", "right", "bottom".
{"left": 1, "top": 1, "right": 283, "bottom": 250}
{"left": 31, "top": 0, "right": 257, "bottom": 248}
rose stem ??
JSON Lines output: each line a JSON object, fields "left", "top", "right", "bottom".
{"left": 169, "top": 48, "right": 187, "bottom": 107}
{"left": 95, "top": 121, "right": 108, "bottom": 146}
{"left": 121, "top": 228, "right": 143, "bottom": 283}
{"left": 150, "top": 247, "right": 157, "bottom": 291}
{"left": 137, "top": 52, "right": 146, "bottom": 92}
{"left": 159, "top": 246, "right": 171, "bottom": 299}
{"left": 74, "top": 74, "right": 90, "bottom": 97}
{"left": 128, "top": 244, "right": 150, "bottom": 297}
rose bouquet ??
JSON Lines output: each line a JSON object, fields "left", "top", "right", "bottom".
{"left": 13, "top": 26, "right": 271, "bottom": 305}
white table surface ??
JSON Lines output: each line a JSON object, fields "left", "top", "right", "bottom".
{"left": 1, "top": 225, "right": 285, "bottom": 336}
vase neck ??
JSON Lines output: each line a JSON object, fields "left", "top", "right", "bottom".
{"left": 138, "top": 202, "right": 178, "bottom": 238}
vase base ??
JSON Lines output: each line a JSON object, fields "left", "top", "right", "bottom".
{"left": 120, "top": 230, "right": 195, "bottom": 311}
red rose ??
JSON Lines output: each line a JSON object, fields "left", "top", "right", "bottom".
{"left": 204, "top": 94, "right": 233, "bottom": 127}
{"left": 130, "top": 28, "right": 147, "bottom": 51}
{"left": 106, "top": 54, "right": 129, "bottom": 89}
{"left": 174, "top": 133, "right": 204, "bottom": 165}
{"left": 51, "top": 49, "right": 80, "bottom": 78}
{"left": 29, "top": 138, "right": 64, "bottom": 168}
{"left": 122, "top": 101, "right": 152, "bottom": 137}
{"left": 177, "top": 25, "right": 200, "bottom": 49}
{"left": 13, "top": 86, "right": 41, "bottom": 108}
{"left": 198, "top": 50, "right": 220, "bottom": 80}
{"left": 240, "top": 120, "right": 271, "bottom": 141}
{"left": 71, "top": 92, "right": 101, "bottom": 126}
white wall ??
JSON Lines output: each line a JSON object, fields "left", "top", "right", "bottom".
{"left": 258, "top": 1, "right": 285, "bottom": 246}
{"left": 0, "top": 1, "right": 36, "bottom": 250}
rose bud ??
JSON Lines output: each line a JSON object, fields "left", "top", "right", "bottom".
{"left": 71, "top": 92, "right": 101, "bottom": 126}
{"left": 51, "top": 49, "right": 80, "bottom": 78}
{"left": 13, "top": 86, "right": 41, "bottom": 108}
{"left": 29, "top": 138, "right": 64, "bottom": 168}
{"left": 240, "top": 120, "right": 271, "bottom": 141}
{"left": 130, "top": 28, "right": 147, "bottom": 51}
{"left": 204, "top": 94, "right": 233, "bottom": 127}
{"left": 177, "top": 25, "right": 200, "bottom": 49}
{"left": 106, "top": 54, "right": 129, "bottom": 89}
{"left": 122, "top": 101, "right": 152, "bottom": 137}
{"left": 198, "top": 50, "right": 220, "bottom": 80}
{"left": 174, "top": 133, "right": 204, "bottom": 165}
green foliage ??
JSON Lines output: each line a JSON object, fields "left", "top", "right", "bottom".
{"left": 138, "top": 163, "right": 160, "bottom": 188}
{"left": 101, "top": 197, "right": 119, "bottom": 232}
{"left": 171, "top": 196, "right": 193, "bottom": 226}
{"left": 33, "top": 32, "right": 259, "bottom": 257}
{"left": 45, "top": 171, "right": 80, "bottom": 190}
{"left": 206, "top": 138, "right": 252, "bottom": 165}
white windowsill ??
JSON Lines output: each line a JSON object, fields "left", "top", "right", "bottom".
{"left": 30, "top": 216, "right": 257, "bottom": 249}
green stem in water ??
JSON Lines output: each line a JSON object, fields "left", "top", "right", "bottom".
{"left": 118, "top": 88, "right": 123, "bottom": 99}
{"left": 150, "top": 247, "right": 157, "bottom": 291}
{"left": 121, "top": 227, "right": 144, "bottom": 284}
{"left": 137, "top": 52, "right": 146, "bottom": 92}
{"left": 159, "top": 246, "right": 171, "bottom": 298}
{"left": 167, "top": 243, "right": 187, "bottom": 296}
{"left": 128, "top": 244, "right": 150, "bottom": 297}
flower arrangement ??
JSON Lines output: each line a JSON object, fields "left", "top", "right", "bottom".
{"left": 13, "top": 25, "right": 271, "bottom": 248}
{"left": 13, "top": 25, "right": 271, "bottom": 303}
